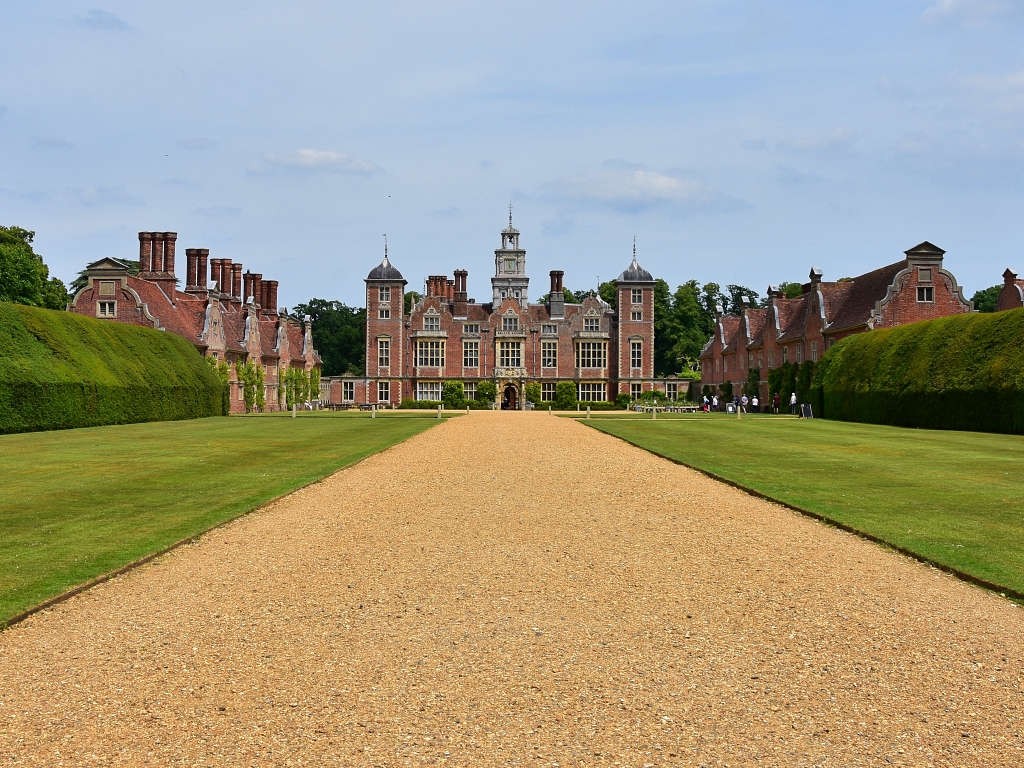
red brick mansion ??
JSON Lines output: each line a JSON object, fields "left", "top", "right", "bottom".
{"left": 69, "top": 232, "right": 321, "bottom": 413}
{"left": 699, "top": 241, "right": 973, "bottom": 398}
{"left": 329, "top": 214, "right": 661, "bottom": 409}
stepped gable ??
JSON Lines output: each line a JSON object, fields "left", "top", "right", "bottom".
{"left": 825, "top": 260, "right": 905, "bottom": 332}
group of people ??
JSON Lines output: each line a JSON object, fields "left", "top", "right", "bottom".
{"left": 701, "top": 391, "right": 800, "bottom": 415}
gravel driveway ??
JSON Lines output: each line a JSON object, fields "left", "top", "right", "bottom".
{"left": 2, "top": 411, "right": 1022, "bottom": 766}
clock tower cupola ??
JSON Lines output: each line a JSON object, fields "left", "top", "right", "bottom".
{"left": 492, "top": 204, "right": 529, "bottom": 304}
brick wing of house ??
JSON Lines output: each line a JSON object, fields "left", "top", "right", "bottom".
{"left": 700, "top": 241, "right": 972, "bottom": 397}
{"left": 324, "top": 214, "right": 661, "bottom": 409}
{"left": 68, "top": 231, "right": 321, "bottom": 413}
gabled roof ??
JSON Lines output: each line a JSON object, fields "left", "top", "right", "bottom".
{"left": 86, "top": 257, "right": 132, "bottom": 271}
{"left": 744, "top": 308, "right": 766, "bottom": 348}
{"left": 126, "top": 275, "right": 204, "bottom": 342}
{"left": 825, "top": 260, "right": 906, "bottom": 332}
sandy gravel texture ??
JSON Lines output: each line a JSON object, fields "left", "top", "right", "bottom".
{"left": 2, "top": 412, "right": 1023, "bottom": 767}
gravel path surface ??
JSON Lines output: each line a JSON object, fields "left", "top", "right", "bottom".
{"left": 2, "top": 411, "right": 1023, "bottom": 767}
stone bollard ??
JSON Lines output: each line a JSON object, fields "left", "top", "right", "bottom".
{"left": 548, "top": 406, "right": 551, "bottom": 415}
{"left": 437, "top": 405, "right": 441, "bottom": 419}
{"left": 292, "top": 403, "right": 296, "bottom": 419}
{"left": 371, "top": 404, "right": 376, "bottom": 419}
{"left": 466, "top": 406, "right": 470, "bottom": 414}
{"left": 587, "top": 405, "right": 591, "bottom": 419}
{"left": 652, "top": 406, "right": 656, "bottom": 420}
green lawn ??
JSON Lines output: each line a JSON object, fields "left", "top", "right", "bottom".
{"left": 585, "top": 414, "right": 1024, "bottom": 596}
{"left": 0, "top": 412, "right": 441, "bottom": 624}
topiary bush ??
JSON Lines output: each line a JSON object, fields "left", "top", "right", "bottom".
{"left": 810, "top": 308, "right": 1024, "bottom": 434}
{"left": 0, "top": 302, "right": 225, "bottom": 433}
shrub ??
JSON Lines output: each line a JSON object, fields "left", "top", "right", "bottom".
{"left": 0, "top": 302, "right": 224, "bottom": 434}
{"left": 743, "top": 366, "right": 760, "bottom": 398}
{"left": 554, "top": 381, "right": 578, "bottom": 410}
{"left": 810, "top": 309, "right": 1024, "bottom": 434}
{"left": 524, "top": 382, "right": 541, "bottom": 405}
{"left": 476, "top": 380, "right": 497, "bottom": 404}
{"left": 442, "top": 380, "right": 465, "bottom": 408}
{"left": 399, "top": 398, "right": 442, "bottom": 410}
{"left": 720, "top": 380, "right": 733, "bottom": 402}
{"left": 615, "top": 392, "right": 632, "bottom": 409}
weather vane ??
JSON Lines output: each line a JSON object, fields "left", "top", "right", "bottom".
{"left": 382, "top": 233, "right": 388, "bottom": 259}
{"left": 633, "top": 235, "right": 637, "bottom": 260}
{"left": 508, "top": 201, "right": 513, "bottom": 226}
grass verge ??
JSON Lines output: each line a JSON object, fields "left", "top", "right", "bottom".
{"left": 0, "top": 412, "right": 441, "bottom": 624}
{"left": 585, "top": 414, "right": 1024, "bottom": 596}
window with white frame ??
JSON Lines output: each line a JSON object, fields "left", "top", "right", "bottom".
{"left": 97, "top": 301, "right": 116, "bottom": 317}
{"left": 827, "top": 337, "right": 836, "bottom": 349}
{"left": 417, "top": 340, "right": 444, "bottom": 367}
{"left": 542, "top": 324, "right": 557, "bottom": 334}
{"left": 343, "top": 380, "right": 354, "bottom": 401}
{"left": 768, "top": 351, "right": 774, "bottom": 367}
{"left": 758, "top": 351, "right": 763, "bottom": 368}
{"left": 378, "top": 307, "right": 390, "bottom": 319}
{"left": 541, "top": 382, "right": 556, "bottom": 401}
{"left": 416, "top": 382, "right": 442, "bottom": 401}
{"left": 782, "top": 347, "right": 788, "bottom": 364}
{"left": 578, "top": 382, "right": 606, "bottom": 401}
{"left": 502, "top": 315, "right": 519, "bottom": 331}
{"left": 464, "top": 382, "right": 477, "bottom": 400}
{"left": 463, "top": 340, "right": 479, "bottom": 368}
{"left": 379, "top": 286, "right": 391, "bottom": 302}
{"left": 666, "top": 382, "right": 678, "bottom": 401}
{"left": 795, "top": 345, "right": 803, "bottom": 363}
{"left": 631, "top": 288, "right": 642, "bottom": 304}
{"left": 463, "top": 323, "right": 479, "bottom": 334}
{"left": 499, "top": 341, "right": 522, "bottom": 367}
{"left": 631, "top": 383, "right": 642, "bottom": 399}
{"left": 630, "top": 340, "right": 642, "bottom": 369}
{"left": 377, "top": 381, "right": 390, "bottom": 402}
{"left": 811, "top": 342, "right": 818, "bottom": 362}
{"left": 541, "top": 340, "right": 557, "bottom": 368}
{"left": 576, "top": 341, "right": 606, "bottom": 368}
{"left": 631, "top": 310, "right": 642, "bottom": 321}
{"left": 917, "top": 286, "right": 934, "bottom": 302}
{"left": 583, "top": 317, "right": 600, "bottom": 332}
{"left": 378, "top": 339, "right": 390, "bottom": 368}
{"left": 424, "top": 314, "right": 440, "bottom": 331}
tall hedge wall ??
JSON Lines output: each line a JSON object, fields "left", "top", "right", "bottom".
{"left": 810, "top": 308, "right": 1024, "bottom": 434}
{"left": 0, "top": 302, "right": 225, "bottom": 434}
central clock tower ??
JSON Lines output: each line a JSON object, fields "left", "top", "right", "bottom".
{"left": 492, "top": 206, "right": 529, "bottom": 304}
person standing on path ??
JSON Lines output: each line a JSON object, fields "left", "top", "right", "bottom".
{"left": 790, "top": 392, "right": 798, "bottom": 415}
{"left": 702, "top": 394, "right": 709, "bottom": 412}
{"left": 712, "top": 394, "right": 718, "bottom": 412}
{"left": 772, "top": 392, "right": 780, "bottom": 414}
{"left": 751, "top": 395, "right": 758, "bottom": 413}
{"left": 740, "top": 394, "right": 748, "bottom": 413}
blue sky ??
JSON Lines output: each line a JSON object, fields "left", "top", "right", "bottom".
{"left": 2, "top": 1, "right": 1023, "bottom": 307}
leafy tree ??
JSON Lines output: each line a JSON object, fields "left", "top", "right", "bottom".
{"left": 699, "top": 282, "right": 727, "bottom": 315}
{"left": 778, "top": 281, "right": 803, "bottom": 299}
{"left": 553, "top": 380, "right": 577, "bottom": 410}
{"left": 535, "top": 287, "right": 577, "bottom": 305}
{"left": 652, "top": 278, "right": 675, "bottom": 375}
{"left": 236, "top": 360, "right": 259, "bottom": 413}
{"left": 404, "top": 291, "right": 422, "bottom": 315}
{"left": 615, "top": 392, "right": 631, "bottom": 409}
{"left": 309, "top": 367, "right": 321, "bottom": 401}
{"left": 524, "top": 382, "right": 541, "bottom": 405}
{"left": 725, "top": 284, "right": 759, "bottom": 314}
{"left": 571, "top": 289, "right": 593, "bottom": 303}
{"left": 972, "top": 285, "right": 1001, "bottom": 313}
{"left": 283, "top": 366, "right": 311, "bottom": 409}
{"left": 743, "top": 366, "right": 760, "bottom": 398}
{"left": 442, "top": 380, "right": 465, "bottom": 408}
{"left": 598, "top": 281, "right": 617, "bottom": 308}
{"left": 205, "top": 356, "right": 231, "bottom": 414}
{"left": 720, "top": 380, "right": 733, "bottom": 402}
{"left": 0, "top": 226, "right": 69, "bottom": 310}
{"left": 796, "top": 360, "right": 815, "bottom": 406}
{"left": 292, "top": 299, "right": 366, "bottom": 376}
{"left": 476, "top": 380, "right": 497, "bottom": 404}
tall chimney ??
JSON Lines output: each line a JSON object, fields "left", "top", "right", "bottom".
{"left": 548, "top": 270, "right": 565, "bottom": 318}
{"left": 152, "top": 233, "right": 165, "bottom": 273}
{"left": 244, "top": 270, "right": 253, "bottom": 303}
{"left": 232, "top": 263, "right": 243, "bottom": 300}
{"left": 267, "top": 281, "right": 279, "bottom": 313}
{"left": 453, "top": 269, "right": 468, "bottom": 317}
{"left": 447, "top": 279, "right": 455, "bottom": 302}
{"left": 220, "top": 259, "right": 233, "bottom": 293}
{"left": 185, "top": 248, "right": 199, "bottom": 288}
{"left": 164, "top": 233, "right": 177, "bottom": 275}
{"left": 197, "top": 249, "right": 209, "bottom": 289}
{"left": 251, "top": 273, "right": 263, "bottom": 307}
{"left": 139, "top": 232, "right": 153, "bottom": 273}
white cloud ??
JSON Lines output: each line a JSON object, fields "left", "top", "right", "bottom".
{"left": 260, "top": 149, "right": 377, "bottom": 174}
{"left": 75, "top": 186, "right": 143, "bottom": 206}
{"left": 193, "top": 205, "right": 241, "bottom": 217}
{"left": 75, "top": 9, "right": 132, "bottom": 31}
{"left": 544, "top": 162, "right": 748, "bottom": 215}
{"left": 33, "top": 136, "right": 74, "bottom": 149}
{"left": 921, "top": 0, "right": 1022, "bottom": 26}
{"left": 777, "top": 127, "right": 859, "bottom": 156}
{"left": 178, "top": 137, "right": 218, "bottom": 151}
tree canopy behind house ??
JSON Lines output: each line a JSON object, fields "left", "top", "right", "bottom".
{"left": 0, "top": 226, "right": 69, "bottom": 310}
{"left": 292, "top": 298, "right": 366, "bottom": 376}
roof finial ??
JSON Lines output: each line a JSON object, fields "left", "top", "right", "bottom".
{"left": 383, "top": 233, "right": 388, "bottom": 264}
{"left": 509, "top": 201, "right": 513, "bottom": 226}
{"left": 633, "top": 235, "right": 637, "bottom": 262}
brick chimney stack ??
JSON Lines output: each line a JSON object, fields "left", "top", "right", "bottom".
{"left": 453, "top": 269, "right": 468, "bottom": 317}
{"left": 197, "top": 249, "right": 209, "bottom": 288}
{"left": 232, "top": 263, "right": 243, "bottom": 301}
{"left": 164, "top": 233, "right": 176, "bottom": 276}
{"left": 185, "top": 248, "right": 199, "bottom": 288}
{"left": 548, "top": 270, "right": 565, "bottom": 318}
{"left": 266, "top": 280, "right": 279, "bottom": 314}
{"left": 251, "top": 273, "right": 263, "bottom": 308}
{"left": 447, "top": 279, "right": 455, "bottom": 302}
{"left": 152, "top": 233, "right": 165, "bottom": 273}
{"left": 139, "top": 232, "right": 153, "bottom": 273}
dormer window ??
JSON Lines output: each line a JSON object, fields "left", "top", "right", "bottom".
{"left": 424, "top": 314, "right": 440, "bottom": 331}
{"left": 503, "top": 316, "right": 519, "bottom": 331}
{"left": 584, "top": 317, "right": 599, "bottom": 332}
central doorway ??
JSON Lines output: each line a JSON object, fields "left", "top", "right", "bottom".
{"left": 502, "top": 384, "right": 518, "bottom": 410}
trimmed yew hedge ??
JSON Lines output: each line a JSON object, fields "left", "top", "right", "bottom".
{"left": 810, "top": 308, "right": 1024, "bottom": 434}
{"left": 0, "top": 302, "right": 225, "bottom": 434}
